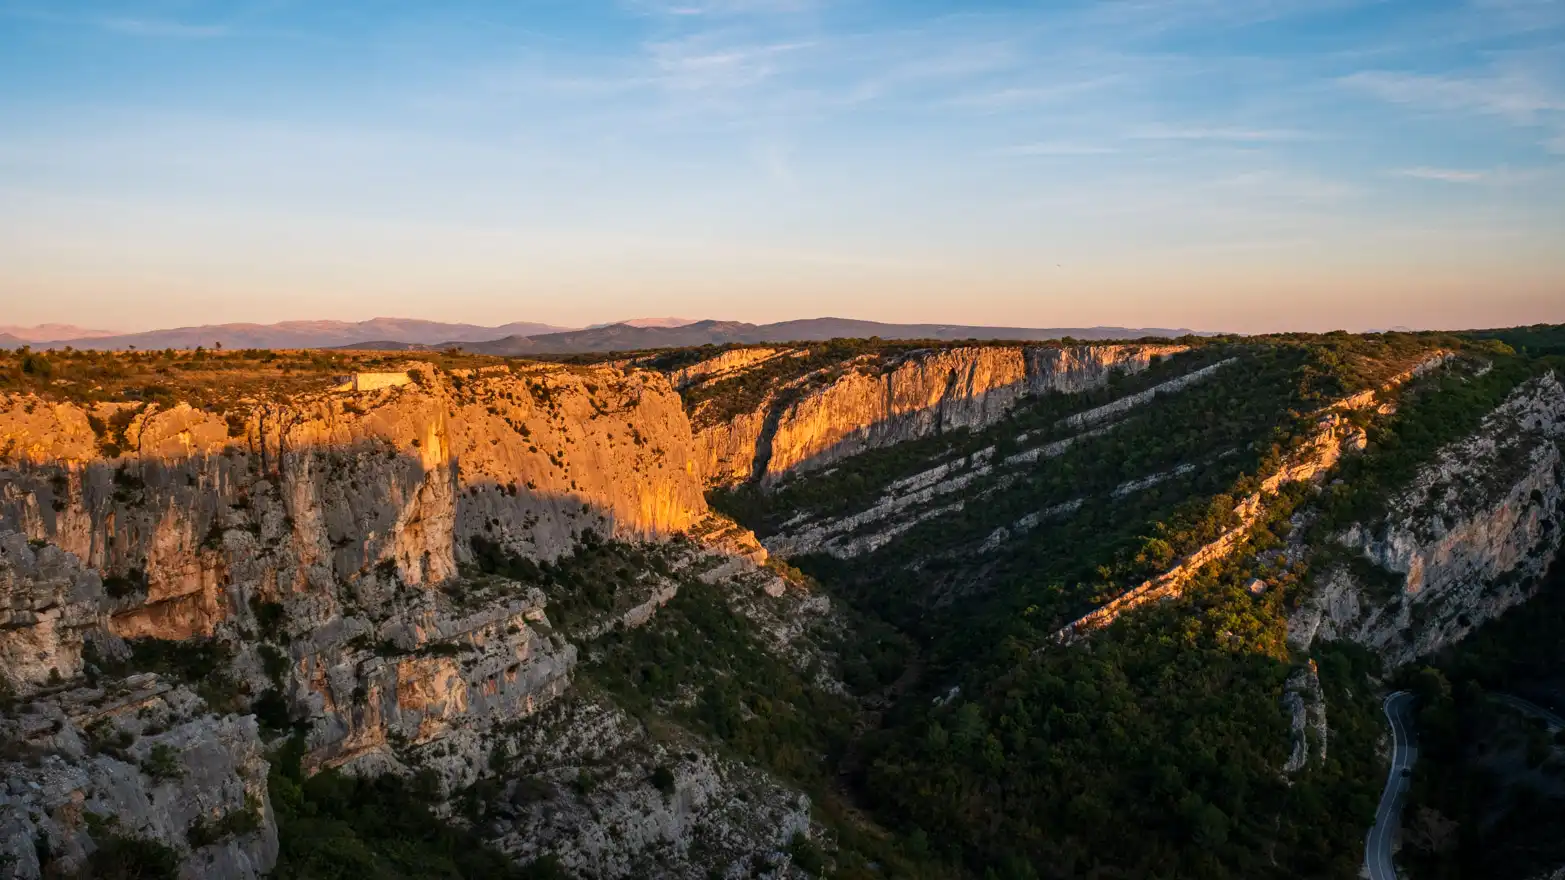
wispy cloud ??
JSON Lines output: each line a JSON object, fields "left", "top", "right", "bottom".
{"left": 624, "top": 0, "right": 817, "bottom": 17}
{"left": 1395, "top": 166, "right": 1556, "bottom": 184}
{"left": 95, "top": 16, "right": 228, "bottom": 38}
{"left": 1397, "top": 166, "right": 1487, "bottom": 183}
{"left": 645, "top": 37, "right": 816, "bottom": 91}
{"left": 1132, "top": 125, "right": 1311, "bottom": 142}
{"left": 993, "top": 142, "right": 1120, "bottom": 157}
{"left": 1340, "top": 69, "right": 1565, "bottom": 124}
{"left": 2, "top": 7, "right": 229, "bottom": 38}
{"left": 947, "top": 76, "right": 1123, "bottom": 110}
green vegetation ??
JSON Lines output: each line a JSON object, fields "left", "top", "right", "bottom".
{"left": 268, "top": 737, "right": 560, "bottom": 879}
{"left": 715, "top": 345, "right": 1237, "bottom": 528}
{"left": 588, "top": 577, "right": 856, "bottom": 787}
{"left": 79, "top": 832, "right": 181, "bottom": 880}
{"left": 706, "top": 331, "right": 1501, "bottom": 877}
{"left": 1313, "top": 347, "right": 1538, "bottom": 534}
{"left": 0, "top": 345, "right": 515, "bottom": 408}
{"left": 1399, "top": 552, "right": 1565, "bottom": 880}
{"left": 87, "top": 637, "right": 246, "bottom": 713}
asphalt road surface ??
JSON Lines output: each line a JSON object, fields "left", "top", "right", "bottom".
{"left": 1495, "top": 693, "right": 1565, "bottom": 732}
{"left": 1366, "top": 691, "right": 1418, "bottom": 880}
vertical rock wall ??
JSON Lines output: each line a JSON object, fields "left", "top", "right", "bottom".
{"left": 1289, "top": 372, "right": 1565, "bottom": 666}
{"left": 692, "top": 343, "right": 1186, "bottom": 487}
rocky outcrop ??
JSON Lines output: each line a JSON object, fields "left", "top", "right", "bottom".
{"left": 761, "top": 355, "right": 1237, "bottom": 561}
{"left": 664, "top": 348, "right": 797, "bottom": 389}
{"left": 1282, "top": 661, "right": 1327, "bottom": 774}
{"left": 694, "top": 344, "right": 1186, "bottom": 487}
{"left": 0, "top": 676, "right": 278, "bottom": 879}
{"left": 1289, "top": 372, "right": 1565, "bottom": 666}
{"left": 1056, "top": 359, "right": 1444, "bottom": 643}
{"left": 0, "top": 362, "right": 732, "bottom": 871}
{"left": 0, "top": 355, "right": 849, "bottom": 877}
{"left": 0, "top": 362, "right": 705, "bottom": 690}
{"left": 487, "top": 694, "right": 816, "bottom": 879}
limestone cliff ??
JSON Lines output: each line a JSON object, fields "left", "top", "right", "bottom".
{"left": 1289, "top": 372, "right": 1565, "bottom": 666}
{"left": 0, "top": 356, "right": 843, "bottom": 878}
{"left": 0, "top": 361, "right": 705, "bottom": 682}
{"left": 688, "top": 344, "right": 1186, "bottom": 487}
{"left": 0, "top": 663, "right": 278, "bottom": 879}
{"left": 0, "top": 362, "right": 739, "bottom": 875}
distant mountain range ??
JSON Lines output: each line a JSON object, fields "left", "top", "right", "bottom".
{"left": 587, "top": 317, "right": 700, "bottom": 329}
{"left": 6, "top": 316, "right": 1203, "bottom": 354}
{"left": 11, "top": 318, "right": 572, "bottom": 351}
{"left": 345, "top": 318, "right": 1203, "bottom": 355}
{"left": 0, "top": 324, "right": 116, "bottom": 343}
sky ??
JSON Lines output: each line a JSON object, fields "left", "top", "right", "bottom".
{"left": 1, "top": 0, "right": 1563, "bottom": 334}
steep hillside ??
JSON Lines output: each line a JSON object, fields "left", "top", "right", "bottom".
{"left": 2, "top": 329, "right": 1562, "bottom": 880}
{"left": 0, "top": 359, "right": 919, "bottom": 879}
{"left": 701, "top": 332, "right": 1565, "bottom": 878}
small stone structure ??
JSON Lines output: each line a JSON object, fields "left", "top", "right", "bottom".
{"left": 332, "top": 372, "right": 414, "bottom": 393}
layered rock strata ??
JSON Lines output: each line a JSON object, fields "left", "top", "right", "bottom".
{"left": 690, "top": 344, "right": 1187, "bottom": 487}
{"left": 1289, "top": 372, "right": 1565, "bottom": 666}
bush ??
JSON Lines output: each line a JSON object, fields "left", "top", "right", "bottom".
{"left": 82, "top": 832, "right": 180, "bottom": 879}
{"left": 143, "top": 744, "right": 183, "bottom": 781}
{"left": 649, "top": 765, "right": 676, "bottom": 795}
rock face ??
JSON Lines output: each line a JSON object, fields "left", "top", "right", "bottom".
{"left": 0, "top": 362, "right": 728, "bottom": 873}
{"left": 663, "top": 348, "right": 796, "bottom": 389}
{"left": 762, "top": 357, "right": 1235, "bottom": 561}
{"left": 1289, "top": 372, "right": 1565, "bottom": 666}
{"left": 0, "top": 362, "right": 705, "bottom": 688}
{"left": 0, "top": 676, "right": 278, "bottom": 879}
{"left": 487, "top": 694, "right": 814, "bottom": 879}
{"left": 690, "top": 344, "right": 1186, "bottom": 486}
{"left": 1056, "top": 390, "right": 1384, "bottom": 642}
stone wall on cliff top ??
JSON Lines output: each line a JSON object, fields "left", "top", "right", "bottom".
{"left": 691, "top": 343, "right": 1187, "bottom": 487}
{"left": 1289, "top": 371, "right": 1565, "bottom": 667}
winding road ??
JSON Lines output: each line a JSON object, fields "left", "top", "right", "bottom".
{"left": 1366, "top": 691, "right": 1418, "bottom": 880}
{"left": 1494, "top": 693, "right": 1565, "bottom": 732}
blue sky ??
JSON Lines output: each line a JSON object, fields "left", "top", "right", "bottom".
{"left": 1, "top": 0, "right": 1562, "bottom": 332}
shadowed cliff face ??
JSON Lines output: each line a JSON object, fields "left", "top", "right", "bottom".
{"left": 685, "top": 343, "right": 1187, "bottom": 487}
{"left": 1290, "top": 371, "right": 1565, "bottom": 666}
{"left": 0, "top": 362, "right": 729, "bottom": 876}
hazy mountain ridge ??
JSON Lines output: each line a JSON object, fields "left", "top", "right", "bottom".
{"left": 18, "top": 318, "right": 573, "bottom": 351}
{"left": 9, "top": 316, "right": 1202, "bottom": 354}
{"left": 0, "top": 324, "right": 117, "bottom": 343}
{"left": 349, "top": 318, "right": 1205, "bottom": 355}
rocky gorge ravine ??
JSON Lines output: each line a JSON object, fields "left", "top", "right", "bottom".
{"left": 689, "top": 343, "right": 1186, "bottom": 487}
{"left": 0, "top": 361, "right": 811, "bottom": 878}
{"left": 2, "top": 335, "right": 1564, "bottom": 879}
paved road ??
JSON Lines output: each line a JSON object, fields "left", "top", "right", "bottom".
{"left": 1494, "top": 693, "right": 1565, "bottom": 732}
{"left": 1366, "top": 691, "right": 1418, "bottom": 880}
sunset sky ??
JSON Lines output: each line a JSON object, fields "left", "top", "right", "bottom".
{"left": 1, "top": 0, "right": 1562, "bottom": 333}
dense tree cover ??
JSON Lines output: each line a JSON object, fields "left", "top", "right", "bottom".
{"left": 777, "top": 340, "right": 1412, "bottom": 652}
{"left": 267, "top": 737, "right": 563, "bottom": 879}
{"left": 1463, "top": 322, "right": 1565, "bottom": 358}
{"left": 1313, "top": 347, "right": 1539, "bottom": 534}
{"left": 1399, "top": 552, "right": 1565, "bottom": 880}
{"left": 851, "top": 486, "right": 1389, "bottom": 879}
{"left": 579, "top": 577, "right": 958, "bottom": 877}
{"left": 706, "top": 332, "right": 1509, "bottom": 877}
{"left": 588, "top": 578, "right": 858, "bottom": 786}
